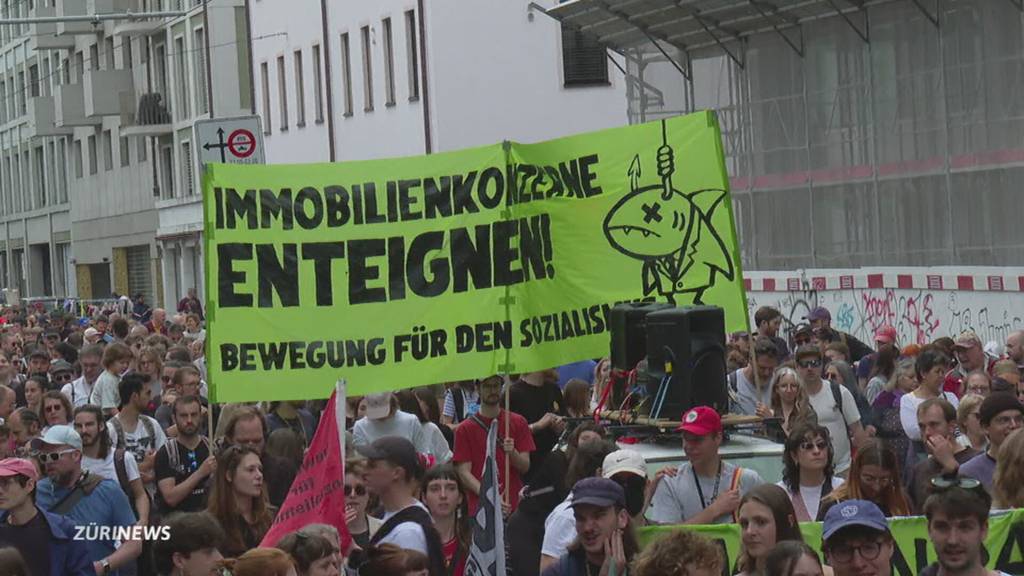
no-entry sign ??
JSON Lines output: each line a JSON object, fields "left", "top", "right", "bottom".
{"left": 194, "top": 116, "right": 266, "bottom": 165}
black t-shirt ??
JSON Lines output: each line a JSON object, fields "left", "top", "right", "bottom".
{"left": 0, "top": 510, "right": 52, "bottom": 576}
{"left": 154, "top": 437, "right": 212, "bottom": 514}
{"left": 508, "top": 379, "right": 565, "bottom": 482}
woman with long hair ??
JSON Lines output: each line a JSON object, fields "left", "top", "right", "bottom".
{"left": 413, "top": 386, "right": 455, "bottom": 449}
{"left": 0, "top": 547, "right": 30, "bottom": 576}
{"left": 817, "top": 441, "right": 911, "bottom": 519}
{"left": 135, "top": 345, "right": 164, "bottom": 409}
{"left": 994, "top": 428, "right": 1024, "bottom": 509}
{"left": 217, "top": 548, "right": 296, "bottom": 576}
{"left": 563, "top": 378, "right": 591, "bottom": 418}
{"left": 344, "top": 459, "right": 382, "bottom": 548}
{"left": 778, "top": 422, "right": 843, "bottom": 522}
{"left": 590, "top": 358, "right": 611, "bottom": 412}
{"left": 207, "top": 444, "right": 276, "bottom": 557}
{"left": 396, "top": 388, "right": 453, "bottom": 464}
{"left": 735, "top": 484, "right": 807, "bottom": 576}
{"left": 763, "top": 541, "right": 825, "bottom": 576}
{"left": 956, "top": 394, "right": 988, "bottom": 452}
{"left": 41, "top": 390, "right": 72, "bottom": 428}
{"left": 871, "top": 357, "right": 917, "bottom": 473}
{"left": 768, "top": 368, "right": 816, "bottom": 441}
{"left": 356, "top": 543, "right": 430, "bottom": 576}
{"left": 23, "top": 375, "right": 44, "bottom": 417}
{"left": 421, "top": 464, "right": 470, "bottom": 576}
{"left": 865, "top": 344, "right": 899, "bottom": 404}
{"left": 276, "top": 531, "right": 340, "bottom": 576}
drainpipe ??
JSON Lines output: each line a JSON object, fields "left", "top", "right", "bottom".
{"left": 417, "top": 0, "right": 432, "bottom": 154}
{"left": 320, "top": 0, "right": 336, "bottom": 161}
{"left": 243, "top": 0, "right": 256, "bottom": 114}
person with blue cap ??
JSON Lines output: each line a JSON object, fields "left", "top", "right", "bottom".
{"left": 821, "top": 499, "right": 893, "bottom": 576}
{"left": 541, "top": 477, "right": 638, "bottom": 576}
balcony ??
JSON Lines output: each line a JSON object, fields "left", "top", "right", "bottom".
{"left": 27, "top": 97, "right": 73, "bottom": 137}
{"left": 56, "top": 2, "right": 100, "bottom": 36}
{"left": 83, "top": 69, "right": 133, "bottom": 117}
{"left": 54, "top": 84, "right": 102, "bottom": 127}
{"left": 27, "top": 3, "right": 75, "bottom": 50}
{"left": 120, "top": 90, "right": 173, "bottom": 136}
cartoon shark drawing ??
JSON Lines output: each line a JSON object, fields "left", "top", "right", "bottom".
{"left": 603, "top": 119, "right": 735, "bottom": 305}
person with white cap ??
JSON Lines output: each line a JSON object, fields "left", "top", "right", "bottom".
{"left": 352, "top": 392, "right": 430, "bottom": 455}
{"left": 0, "top": 457, "right": 93, "bottom": 575}
{"left": 83, "top": 327, "right": 102, "bottom": 346}
{"left": 32, "top": 425, "right": 141, "bottom": 575}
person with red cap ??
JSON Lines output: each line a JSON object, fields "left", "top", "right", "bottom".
{"left": 944, "top": 330, "right": 999, "bottom": 397}
{"left": 857, "top": 325, "right": 900, "bottom": 391}
{"left": 646, "top": 406, "right": 763, "bottom": 525}
{"left": 0, "top": 457, "right": 93, "bottom": 575}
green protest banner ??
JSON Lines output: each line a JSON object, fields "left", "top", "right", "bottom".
{"left": 202, "top": 111, "right": 747, "bottom": 401}
{"left": 637, "top": 508, "right": 1024, "bottom": 575}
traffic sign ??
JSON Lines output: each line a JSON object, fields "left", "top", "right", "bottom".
{"left": 194, "top": 116, "right": 266, "bottom": 165}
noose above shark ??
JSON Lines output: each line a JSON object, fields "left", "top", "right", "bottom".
{"left": 602, "top": 119, "right": 735, "bottom": 305}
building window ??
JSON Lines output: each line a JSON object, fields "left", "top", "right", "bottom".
{"left": 561, "top": 26, "right": 609, "bottom": 86}
{"left": 160, "top": 145, "right": 174, "bottom": 199}
{"left": 34, "top": 147, "right": 45, "bottom": 208}
{"left": 56, "top": 140, "right": 67, "bottom": 203}
{"left": 138, "top": 135, "right": 147, "bottom": 162}
{"left": 174, "top": 36, "right": 190, "bottom": 119}
{"left": 3, "top": 156, "right": 12, "bottom": 214}
{"left": 74, "top": 140, "right": 83, "bottom": 178}
{"left": 28, "top": 64, "right": 38, "bottom": 98}
{"left": 404, "top": 10, "right": 419, "bottom": 101}
{"left": 277, "top": 55, "right": 288, "bottom": 130}
{"left": 103, "top": 130, "right": 113, "bottom": 171}
{"left": 123, "top": 38, "right": 133, "bottom": 69}
{"left": 87, "top": 134, "right": 98, "bottom": 175}
{"left": 105, "top": 37, "right": 115, "bottom": 70}
{"left": 294, "top": 50, "right": 305, "bottom": 126}
{"left": 260, "top": 62, "right": 271, "bottom": 133}
{"left": 360, "top": 26, "right": 373, "bottom": 112}
{"left": 74, "top": 51, "right": 84, "bottom": 83}
{"left": 16, "top": 71, "right": 25, "bottom": 115}
{"left": 55, "top": 243, "right": 70, "bottom": 297}
{"left": 340, "top": 33, "right": 353, "bottom": 117}
{"left": 181, "top": 141, "right": 193, "bottom": 195}
{"left": 89, "top": 44, "right": 99, "bottom": 71}
{"left": 20, "top": 151, "right": 28, "bottom": 211}
{"left": 194, "top": 27, "right": 209, "bottom": 114}
{"left": 312, "top": 44, "right": 324, "bottom": 123}
{"left": 40, "top": 58, "right": 51, "bottom": 97}
{"left": 120, "top": 135, "right": 130, "bottom": 167}
{"left": 382, "top": 17, "right": 395, "bottom": 106}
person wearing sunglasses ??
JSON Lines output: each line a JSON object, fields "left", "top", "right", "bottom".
{"left": 344, "top": 459, "right": 381, "bottom": 549}
{"left": 821, "top": 499, "right": 893, "bottom": 576}
{"left": 959, "top": 392, "right": 1024, "bottom": 492}
{"left": 779, "top": 422, "right": 844, "bottom": 522}
{"left": 921, "top": 480, "right": 1012, "bottom": 576}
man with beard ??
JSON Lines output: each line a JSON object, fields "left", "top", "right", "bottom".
{"left": 33, "top": 425, "right": 141, "bottom": 575}
{"left": 453, "top": 375, "right": 534, "bottom": 514}
{"left": 154, "top": 396, "right": 214, "bottom": 515}
{"left": 63, "top": 344, "right": 104, "bottom": 408}
{"left": 74, "top": 405, "right": 150, "bottom": 526}
{"left": 921, "top": 483, "right": 1011, "bottom": 576}
{"left": 108, "top": 373, "right": 167, "bottom": 489}
{"left": 540, "top": 478, "right": 637, "bottom": 576}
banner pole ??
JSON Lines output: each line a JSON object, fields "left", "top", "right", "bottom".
{"left": 501, "top": 139, "right": 513, "bottom": 509}
{"left": 336, "top": 379, "right": 347, "bottom": 464}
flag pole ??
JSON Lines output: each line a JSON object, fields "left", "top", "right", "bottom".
{"left": 336, "top": 379, "right": 347, "bottom": 463}
{"left": 503, "top": 380, "right": 510, "bottom": 508}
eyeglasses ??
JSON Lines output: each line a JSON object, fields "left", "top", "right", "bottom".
{"left": 799, "top": 440, "right": 829, "bottom": 452}
{"left": 992, "top": 414, "right": 1024, "bottom": 427}
{"left": 44, "top": 405, "right": 64, "bottom": 413}
{"left": 931, "top": 475, "right": 982, "bottom": 490}
{"left": 344, "top": 484, "right": 367, "bottom": 497}
{"left": 798, "top": 359, "right": 822, "bottom": 369}
{"left": 829, "top": 540, "right": 884, "bottom": 563}
{"left": 859, "top": 473, "right": 892, "bottom": 487}
{"left": 37, "top": 449, "right": 75, "bottom": 463}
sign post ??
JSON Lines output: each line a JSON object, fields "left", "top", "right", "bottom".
{"left": 194, "top": 115, "right": 266, "bottom": 166}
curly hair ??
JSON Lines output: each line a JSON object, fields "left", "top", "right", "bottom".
{"left": 630, "top": 528, "right": 723, "bottom": 576}
{"left": 781, "top": 421, "right": 835, "bottom": 494}
{"left": 995, "top": 428, "right": 1024, "bottom": 508}
{"left": 822, "top": 441, "right": 911, "bottom": 516}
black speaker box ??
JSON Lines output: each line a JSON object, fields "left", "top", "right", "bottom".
{"left": 609, "top": 303, "right": 673, "bottom": 371}
{"left": 645, "top": 306, "right": 728, "bottom": 418}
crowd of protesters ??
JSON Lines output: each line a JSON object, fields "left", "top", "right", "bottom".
{"left": 0, "top": 299, "right": 1019, "bottom": 576}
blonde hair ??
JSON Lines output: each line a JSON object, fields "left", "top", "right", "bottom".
{"left": 769, "top": 367, "right": 814, "bottom": 431}
{"left": 957, "top": 394, "right": 985, "bottom": 430}
{"left": 885, "top": 358, "right": 916, "bottom": 393}
{"left": 995, "top": 429, "right": 1024, "bottom": 508}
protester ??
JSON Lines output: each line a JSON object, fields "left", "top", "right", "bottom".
{"left": 177, "top": 289, "right": 204, "bottom": 320}
{"left": 108, "top": 373, "right": 167, "bottom": 488}
{"left": 602, "top": 449, "right": 650, "bottom": 525}
{"left": 590, "top": 358, "right": 611, "bottom": 412}
{"left": 155, "top": 395, "right": 214, "bottom": 515}
{"left": 906, "top": 398, "right": 980, "bottom": 512}
{"left": 959, "top": 392, "right": 1024, "bottom": 491}
{"left": 266, "top": 401, "right": 316, "bottom": 448}
{"left": 32, "top": 426, "right": 142, "bottom": 574}
{"left": 22, "top": 376, "right": 43, "bottom": 416}
{"left": 956, "top": 394, "right": 988, "bottom": 452}
{"left": 356, "top": 435, "right": 445, "bottom": 574}
{"left": 562, "top": 378, "right": 591, "bottom": 418}
{"left": 40, "top": 391, "right": 72, "bottom": 429}
{"left": 0, "top": 385, "right": 16, "bottom": 420}
{"left": 421, "top": 464, "right": 469, "bottom": 576}
{"left": 629, "top": 527, "right": 723, "bottom": 576}
{"left": 806, "top": 307, "right": 872, "bottom": 362}
{"left": 795, "top": 345, "right": 867, "bottom": 476}
{"left": 356, "top": 543, "right": 430, "bottom": 576}
{"left": 396, "top": 389, "right": 453, "bottom": 464}
{"left": 735, "top": 484, "right": 806, "bottom": 576}
{"left": 864, "top": 344, "right": 898, "bottom": 405}
{"left": 540, "top": 478, "right": 638, "bottom": 576}
{"left": 763, "top": 541, "right": 826, "bottom": 576}
{"left": 344, "top": 459, "right": 382, "bottom": 548}
{"left": 145, "top": 309, "right": 169, "bottom": 336}
{"left": 921, "top": 483, "right": 1012, "bottom": 576}
{"left": 353, "top": 392, "right": 431, "bottom": 455}
{"left": 73, "top": 404, "right": 150, "bottom": 525}
{"left": 818, "top": 441, "right": 911, "bottom": 519}
{"left": 276, "top": 531, "right": 340, "bottom": 576}
{"left": 871, "top": 357, "right": 916, "bottom": 472}
{"left": 755, "top": 306, "right": 790, "bottom": 360}
{"left": 778, "top": 422, "right": 843, "bottom": 522}
{"left": 453, "top": 374, "right": 533, "bottom": 514}
{"left": 89, "top": 342, "right": 133, "bottom": 418}
{"left": 993, "top": 429, "right": 1024, "bottom": 508}
{"left": 729, "top": 336, "right": 779, "bottom": 417}
{"left": 767, "top": 368, "right": 816, "bottom": 440}
{"left": 216, "top": 548, "right": 296, "bottom": 576}
{"left": 151, "top": 511, "right": 225, "bottom": 576}
{"left": 902, "top": 347, "right": 959, "bottom": 464}
{"left": 0, "top": 457, "right": 93, "bottom": 575}
{"left": 821, "top": 499, "right": 893, "bottom": 576}
{"left": 441, "top": 380, "right": 478, "bottom": 429}
{"left": 206, "top": 444, "right": 274, "bottom": 557}
{"left": 647, "top": 406, "right": 763, "bottom": 524}
{"left": 509, "top": 370, "right": 566, "bottom": 482}
{"left": 220, "top": 405, "right": 296, "bottom": 507}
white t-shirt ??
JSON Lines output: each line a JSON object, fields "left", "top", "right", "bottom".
{"left": 352, "top": 411, "right": 430, "bottom": 454}
{"left": 541, "top": 497, "right": 576, "bottom": 560}
{"left": 776, "top": 477, "right": 844, "bottom": 521}
{"left": 806, "top": 380, "right": 861, "bottom": 473}
{"left": 377, "top": 502, "right": 430, "bottom": 555}
{"left": 900, "top": 392, "right": 959, "bottom": 441}
{"left": 62, "top": 375, "right": 96, "bottom": 408}
{"left": 421, "top": 422, "right": 453, "bottom": 464}
{"left": 107, "top": 415, "right": 168, "bottom": 466}
{"left": 89, "top": 370, "right": 121, "bottom": 411}
{"left": 83, "top": 449, "right": 141, "bottom": 483}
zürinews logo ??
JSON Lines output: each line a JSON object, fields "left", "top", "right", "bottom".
{"left": 74, "top": 524, "right": 171, "bottom": 542}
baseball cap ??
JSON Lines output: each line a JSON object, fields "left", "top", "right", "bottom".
{"left": 356, "top": 436, "right": 423, "bottom": 478}
{"left": 822, "top": 499, "right": 890, "bottom": 541}
{"left": 954, "top": 330, "right": 982, "bottom": 349}
{"left": 30, "top": 424, "right": 82, "bottom": 451}
{"left": 364, "top": 393, "right": 392, "bottom": 420}
{"left": 28, "top": 348, "right": 49, "bottom": 361}
{"left": 979, "top": 392, "right": 1024, "bottom": 426}
{"left": 83, "top": 327, "right": 100, "bottom": 339}
{"left": 49, "top": 359, "right": 73, "bottom": 374}
{"left": 874, "top": 325, "right": 897, "bottom": 345}
{"left": 570, "top": 477, "right": 625, "bottom": 509}
{"left": 675, "top": 406, "right": 722, "bottom": 436}
{"left": 602, "top": 449, "right": 646, "bottom": 479}
{"left": 807, "top": 307, "right": 831, "bottom": 322}
{"left": 0, "top": 458, "right": 38, "bottom": 481}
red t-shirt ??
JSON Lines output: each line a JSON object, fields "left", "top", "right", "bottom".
{"left": 452, "top": 409, "right": 535, "bottom": 515}
{"left": 442, "top": 536, "right": 466, "bottom": 576}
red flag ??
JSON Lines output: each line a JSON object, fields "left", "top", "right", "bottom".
{"left": 259, "top": 389, "right": 351, "bottom": 549}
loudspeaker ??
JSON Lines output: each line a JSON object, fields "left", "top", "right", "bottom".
{"left": 609, "top": 303, "right": 673, "bottom": 371}
{"left": 645, "top": 306, "right": 728, "bottom": 419}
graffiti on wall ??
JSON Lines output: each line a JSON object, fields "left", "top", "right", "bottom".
{"left": 748, "top": 286, "right": 1023, "bottom": 348}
